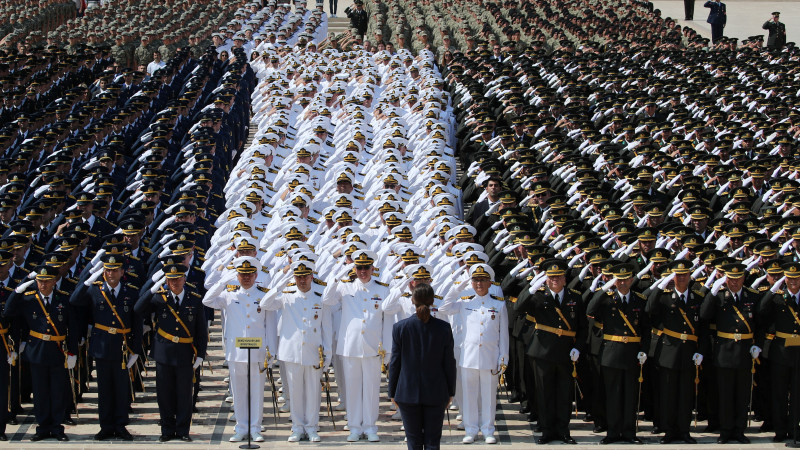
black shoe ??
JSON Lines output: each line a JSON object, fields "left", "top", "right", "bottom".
{"left": 526, "top": 414, "right": 536, "bottom": 423}
{"left": 536, "top": 436, "right": 554, "bottom": 445}
{"left": 704, "top": 424, "right": 719, "bottom": 433}
{"left": 159, "top": 434, "right": 174, "bottom": 442}
{"left": 7, "top": 418, "right": 18, "bottom": 425}
{"left": 116, "top": 428, "right": 134, "bottom": 441}
{"left": 30, "top": 433, "right": 48, "bottom": 442}
{"left": 651, "top": 426, "right": 662, "bottom": 435}
{"left": 533, "top": 424, "right": 542, "bottom": 432}
{"left": 0, "top": 433, "right": 7, "bottom": 441}
{"left": 760, "top": 422, "right": 774, "bottom": 432}
{"left": 179, "top": 435, "right": 192, "bottom": 442}
{"left": 717, "top": 435, "right": 730, "bottom": 444}
{"left": 63, "top": 417, "right": 77, "bottom": 426}
{"left": 94, "top": 429, "right": 115, "bottom": 441}
{"left": 680, "top": 434, "right": 697, "bottom": 444}
{"left": 520, "top": 406, "right": 531, "bottom": 414}
{"left": 192, "top": 406, "right": 199, "bottom": 413}
{"left": 561, "top": 435, "right": 577, "bottom": 445}
{"left": 624, "top": 437, "right": 644, "bottom": 444}
{"left": 509, "top": 394, "right": 523, "bottom": 403}
{"left": 600, "top": 436, "right": 619, "bottom": 445}
{"left": 773, "top": 434, "right": 787, "bottom": 443}
{"left": 584, "top": 413, "right": 594, "bottom": 423}
{"left": 733, "top": 433, "right": 750, "bottom": 444}
{"left": 659, "top": 435, "right": 674, "bottom": 444}
{"left": 53, "top": 432, "right": 69, "bottom": 441}
{"left": 594, "top": 425, "right": 608, "bottom": 433}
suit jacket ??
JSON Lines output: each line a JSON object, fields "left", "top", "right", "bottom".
{"left": 388, "top": 315, "right": 456, "bottom": 406}
{"left": 704, "top": 1, "right": 726, "bottom": 25}
{"left": 646, "top": 286, "right": 706, "bottom": 370}
{"left": 70, "top": 281, "right": 143, "bottom": 361}
{"left": 763, "top": 20, "right": 787, "bottom": 48}
{"left": 587, "top": 289, "right": 650, "bottom": 370}
{"left": 700, "top": 287, "right": 760, "bottom": 370}
{"left": 3, "top": 287, "right": 78, "bottom": 365}
{"left": 134, "top": 283, "right": 208, "bottom": 367}
{"left": 759, "top": 290, "right": 800, "bottom": 367}
{"left": 517, "top": 287, "right": 587, "bottom": 363}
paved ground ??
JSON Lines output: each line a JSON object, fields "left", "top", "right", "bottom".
{"left": 650, "top": 0, "right": 800, "bottom": 43}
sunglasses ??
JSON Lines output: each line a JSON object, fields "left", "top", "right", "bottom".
{"left": 355, "top": 265, "right": 372, "bottom": 270}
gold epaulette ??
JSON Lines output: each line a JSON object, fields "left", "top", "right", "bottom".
{"left": 93, "top": 280, "right": 103, "bottom": 285}
{"left": 635, "top": 292, "right": 646, "bottom": 299}
{"left": 25, "top": 291, "right": 36, "bottom": 295}
{"left": 226, "top": 284, "right": 240, "bottom": 292}
{"left": 313, "top": 279, "right": 327, "bottom": 286}
{"left": 375, "top": 281, "right": 389, "bottom": 287}
{"left": 460, "top": 295, "right": 474, "bottom": 300}
{"left": 257, "top": 286, "right": 270, "bottom": 293}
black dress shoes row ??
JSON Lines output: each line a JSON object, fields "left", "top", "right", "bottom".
{"left": 31, "top": 432, "right": 68, "bottom": 442}
{"left": 601, "top": 435, "right": 643, "bottom": 445}
{"left": 717, "top": 433, "right": 749, "bottom": 444}
{"left": 536, "top": 434, "right": 576, "bottom": 445}
{"left": 660, "top": 434, "right": 696, "bottom": 444}
{"left": 160, "top": 433, "right": 191, "bottom": 442}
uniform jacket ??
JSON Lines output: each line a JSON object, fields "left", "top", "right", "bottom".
{"left": 517, "top": 287, "right": 587, "bottom": 363}
{"left": 322, "top": 277, "right": 389, "bottom": 358}
{"left": 704, "top": 1, "right": 726, "bottom": 25}
{"left": 203, "top": 282, "right": 274, "bottom": 364}
{"left": 646, "top": 286, "right": 706, "bottom": 370}
{"left": 587, "top": 289, "right": 650, "bottom": 370}
{"left": 71, "top": 281, "right": 143, "bottom": 361}
{"left": 759, "top": 289, "right": 800, "bottom": 367}
{"left": 700, "top": 286, "right": 760, "bottom": 369}
{"left": 440, "top": 292, "right": 509, "bottom": 370}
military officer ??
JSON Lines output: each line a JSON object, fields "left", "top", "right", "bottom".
{"left": 261, "top": 261, "right": 333, "bottom": 443}
{"left": 322, "top": 249, "right": 390, "bottom": 442}
{"left": 587, "top": 262, "right": 650, "bottom": 445}
{"left": 440, "top": 264, "right": 508, "bottom": 444}
{"left": 700, "top": 263, "right": 760, "bottom": 444}
{"left": 3, "top": 265, "right": 76, "bottom": 442}
{"left": 0, "top": 251, "right": 15, "bottom": 441}
{"left": 516, "top": 258, "right": 585, "bottom": 444}
{"left": 646, "top": 260, "right": 705, "bottom": 444}
{"left": 203, "top": 257, "right": 272, "bottom": 443}
{"left": 134, "top": 264, "right": 208, "bottom": 442}
{"left": 70, "top": 254, "right": 142, "bottom": 441}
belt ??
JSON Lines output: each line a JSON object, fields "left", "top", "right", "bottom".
{"left": 661, "top": 328, "right": 698, "bottom": 342}
{"left": 0, "top": 327, "right": 7, "bottom": 334}
{"left": 603, "top": 334, "right": 641, "bottom": 343}
{"left": 94, "top": 324, "right": 131, "bottom": 335}
{"left": 157, "top": 328, "right": 193, "bottom": 344}
{"left": 770, "top": 331, "right": 800, "bottom": 347}
{"left": 716, "top": 331, "right": 754, "bottom": 341}
{"left": 526, "top": 314, "right": 536, "bottom": 323}
{"left": 29, "top": 330, "right": 65, "bottom": 342}
{"left": 651, "top": 327, "right": 662, "bottom": 336}
{"left": 535, "top": 323, "right": 576, "bottom": 337}
{"left": 594, "top": 322, "right": 603, "bottom": 329}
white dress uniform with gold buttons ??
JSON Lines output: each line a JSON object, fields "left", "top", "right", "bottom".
{"left": 322, "top": 276, "right": 390, "bottom": 437}
{"left": 260, "top": 275, "right": 332, "bottom": 435}
{"left": 202, "top": 279, "right": 274, "bottom": 437}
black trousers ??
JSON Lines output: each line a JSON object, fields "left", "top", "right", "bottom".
{"left": 96, "top": 359, "right": 131, "bottom": 432}
{"left": 156, "top": 363, "right": 194, "bottom": 437}
{"left": 717, "top": 366, "right": 750, "bottom": 437}
{"left": 397, "top": 401, "right": 447, "bottom": 450}
{"left": 771, "top": 360, "right": 800, "bottom": 436}
{"left": 684, "top": 0, "right": 694, "bottom": 19}
{"left": 30, "top": 362, "right": 67, "bottom": 436}
{"left": 711, "top": 23, "right": 724, "bottom": 43}
{"left": 590, "top": 355, "right": 607, "bottom": 427}
{"left": 533, "top": 358, "right": 572, "bottom": 438}
{"left": 329, "top": 0, "right": 337, "bottom": 14}
{"left": 659, "top": 366, "right": 694, "bottom": 436}
{"left": 602, "top": 365, "right": 638, "bottom": 439}
{"left": 0, "top": 356, "right": 8, "bottom": 434}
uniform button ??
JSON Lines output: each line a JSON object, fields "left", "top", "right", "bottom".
{"left": 361, "top": 330, "right": 365, "bottom": 334}
{"left": 480, "top": 333, "right": 483, "bottom": 336}
{"left": 247, "top": 315, "right": 250, "bottom": 318}
{"left": 479, "top": 344, "right": 482, "bottom": 347}
{"left": 362, "top": 319, "right": 366, "bottom": 323}
{"left": 247, "top": 326, "right": 250, "bottom": 329}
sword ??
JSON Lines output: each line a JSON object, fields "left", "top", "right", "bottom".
{"left": 378, "top": 342, "right": 387, "bottom": 375}
{"left": 572, "top": 361, "right": 584, "bottom": 418}
{"left": 263, "top": 347, "right": 280, "bottom": 426}
{"left": 318, "top": 346, "right": 335, "bottom": 429}
{"left": 63, "top": 344, "right": 79, "bottom": 419}
{"left": 748, "top": 357, "right": 757, "bottom": 427}
{"left": 694, "top": 364, "right": 700, "bottom": 429}
{"left": 635, "top": 362, "right": 643, "bottom": 433}
{"left": 446, "top": 401, "right": 452, "bottom": 438}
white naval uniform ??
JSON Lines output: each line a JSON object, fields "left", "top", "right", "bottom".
{"left": 439, "top": 292, "right": 509, "bottom": 438}
{"left": 202, "top": 283, "right": 274, "bottom": 436}
{"left": 260, "top": 281, "right": 332, "bottom": 434}
{"left": 322, "top": 277, "right": 390, "bottom": 436}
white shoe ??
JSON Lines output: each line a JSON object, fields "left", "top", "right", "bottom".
{"left": 334, "top": 403, "right": 346, "bottom": 411}
{"left": 347, "top": 432, "right": 360, "bottom": 442}
{"left": 261, "top": 426, "right": 267, "bottom": 432}
{"left": 449, "top": 403, "right": 459, "bottom": 411}
{"left": 224, "top": 376, "right": 230, "bottom": 382}
{"left": 228, "top": 414, "right": 236, "bottom": 422}
{"left": 278, "top": 395, "right": 286, "bottom": 402}
{"left": 252, "top": 432, "right": 265, "bottom": 442}
{"left": 288, "top": 432, "right": 303, "bottom": 442}
{"left": 225, "top": 396, "right": 233, "bottom": 403}
{"left": 400, "top": 425, "right": 405, "bottom": 431}
{"left": 307, "top": 431, "right": 321, "bottom": 442}
{"left": 457, "top": 422, "right": 465, "bottom": 430}
{"left": 485, "top": 435, "right": 497, "bottom": 444}
{"left": 456, "top": 414, "right": 462, "bottom": 421}
{"left": 367, "top": 433, "right": 380, "bottom": 442}
{"left": 280, "top": 403, "right": 290, "bottom": 412}
{"left": 229, "top": 433, "right": 247, "bottom": 442}
{"left": 391, "top": 410, "right": 401, "bottom": 420}
{"left": 343, "top": 424, "right": 349, "bottom": 431}
{"left": 462, "top": 435, "right": 475, "bottom": 444}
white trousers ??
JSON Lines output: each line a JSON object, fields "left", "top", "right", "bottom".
{"left": 342, "top": 355, "right": 380, "bottom": 435}
{"left": 460, "top": 367, "right": 498, "bottom": 437}
{"left": 229, "top": 361, "right": 266, "bottom": 435}
{"left": 283, "top": 361, "right": 322, "bottom": 434}
{"left": 333, "top": 342, "right": 346, "bottom": 405}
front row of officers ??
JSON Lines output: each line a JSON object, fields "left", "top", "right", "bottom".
{"left": 6, "top": 247, "right": 800, "bottom": 445}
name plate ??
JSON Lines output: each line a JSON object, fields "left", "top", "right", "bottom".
{"left": 235, "top": 337, "right": 263, "bottom": 349}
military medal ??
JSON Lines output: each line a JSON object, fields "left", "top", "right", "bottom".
{"left": 99, "top": 303, "right": 105, "bottom": 310}
{"left": 58, "top": 314, "right": 63, "bottom": 322}
{"left": 124, "top": 305, "right": 129, "bottom": 313}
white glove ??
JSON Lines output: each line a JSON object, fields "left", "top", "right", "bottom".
{"left": 127, "top": 354, "right": 139, "bottom": 369}
{"left": 79, "top": 338, "right": 86, "bottom": 346}
{"left": 637, "top": 352, "right": 647, "bottom": 365}
{"left": 7, "top": 351, "right": 17, "bottom": 365}
{"left": 193, "top": 357, "right": 203, "bottom": 370}
{"left": 19, "top": 342, "right": 26, "bottom": 354}
{"left": 750, "top": 345, "right": 761, "bottom": 359}
{"left": 569, "top": 348, "right": 580, "bottom": 362}
{"left": 67, "top": 354, "right": 77, "bottom": 369}
{"left": 143, "top": 324, "right": 152, "bottom": 333}
{"left": 692, "top": 353, "right": 703, "bottom": 366}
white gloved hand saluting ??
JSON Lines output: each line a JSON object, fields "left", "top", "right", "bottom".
{"left": 569, "top": 348, "right": 580, "bottom": 362}
{"left": 67, "top": 354, "right": 77, "bottom": 369}
{"left": 750, "top": 345, "right": 761, "bottom": 359}
{"left": 193, "top": 357, "right": 203, "bottom": 370}
{"left": 637, "top": 352, "right": 647, "bottom": 365}
{"left": 692, "top": 353, "right": 703, "bottom": 366}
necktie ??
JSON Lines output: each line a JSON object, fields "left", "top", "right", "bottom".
{"left": 553, "top": 293, "right": 559, "bottom": 304}
{"left": 174, "top": 295, "right": 180, "bottom": 307}
{"left": 44, "top": 296, "right": 49, "bottom": 306}
{"left": 734, "top": 293, "right": 739, "bottom": 303}
{"left": 679, "top": 294, "right": 686, "bottom": 306}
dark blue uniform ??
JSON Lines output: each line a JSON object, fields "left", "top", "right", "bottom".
{"left": 3, "top": 287, "right": 78, "bottom": 437}
{"left": 134, "top": 283, "right": 207, "bottom": 439}
{"left": 0, "top": 282, "right": 15, "bottom": 437}
{"left": 71, "top": 280, "right": 143, "bottom": 434}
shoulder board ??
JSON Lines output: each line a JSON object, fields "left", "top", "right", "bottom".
{"left": 156, "top": 288, "right": 168, "bottom": 294}
{"left": 190, "top": 291, "right": 202, "bottom": 298}
{"left": 460, "top": 295, "right": 475, "bottom": 300}
{"left": 315, "top": 291, "right": 322, "bottom": 296}
{"left": 759, "top": 286, "right": 771, "bottom": 292}
{"left": 24, "top": 291, "right": 36, "bottom": 296}
{"left": 126, "top": 283, "right": 137, "bottom": 289}
{"left": 287, "top": 282, "right": 297, "bottom": 286}
{"left": 313, "top": 278, "right": 327, "bottom": 286}
{"left": 341, "top": 278, "right": 353, "bottom": 283}
{"left": 126, "top": 272, "right": 139, "bottom": 277}
{"left": 226, "top": 284, "right": 240, "bottom": 292}
{"left": 129, "top": 254, "right": 140, "bottom": 261}
{"left": 401, "top": 292, "right": 411, "bottom": 297}
{"left": 142, "top": 247, "right": 152, "bottom": 254}
{"left": 93, "top": 280, "right": 103, "bottom": 285}
{"left": 261, "top": 267, "right": 269, "bottom": 274}
{"left": 434, "top": 295, "right": 443, "bottom": 300}
{"left": 746, "top": 287, "right": 758, "bottom": 294}
{"left": 257, "top": 286, "right": 270, "bottom": 293}
{"left": 662, "top": 288, "right": 673, "bottom": 293}
{"left": 283, "top": 289, "right": 296, "bottom": 294}
{"left": 375, "top": 281, "right": 389, "bottom": 287}
{"left": 692, "top": 289, "right": 704, "bottom": 297}
{"left": 606, "top": 291, "right": 614, "bottom": 296}
{"left": 186, "top": 282, "right": 196, "bottom": 289}
{"left": 57, "top": 290, "right": 69, "bottom": 296}
{"left": 492, "top": 281, "right": 500, "bottom": 286}
{"left": 569, "top": 289, "right": 580, "bottom": 295}
{"left": 634, "top": 292, "right": 646, "bottom": 299}
{"left": 193, "top": 266, "right": 205, "bottom": 273}
{"left": 308, "top": 218, "right": 319, "bottom": 224}
{"left": 490, "top": 295, "right": 503, "bottom": 301}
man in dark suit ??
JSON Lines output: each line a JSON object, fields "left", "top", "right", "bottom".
{"left": 516, "top": 259, "right": 586, "bottom": 444}
{"left": 70, "top": 254, "right": 142, "bottom": 441}
{"left": 763, "top": 12, "right": 787, "bottom": 51}
{"left": 389, "top": 283, "right": 457, "bottom": 450}
{"left": 587, "top": 262, "right": 650, "bottom": 445}
{"left": 345, "top": 0, "right": 369, "bottom": 40}
{"left": 700, "top": 263, "right": 760, "bottom": 444}
{"left": 134, "top": 263, "right": 207, "bottom": 442}
{"left": 3, "top": 265, "right": 77, "bottom": 442}
{"left": 704, "top": 0, "right": 727, "bottom": 43}
{"left": 646, "top": 260, "right": 705, "bottom": 444}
